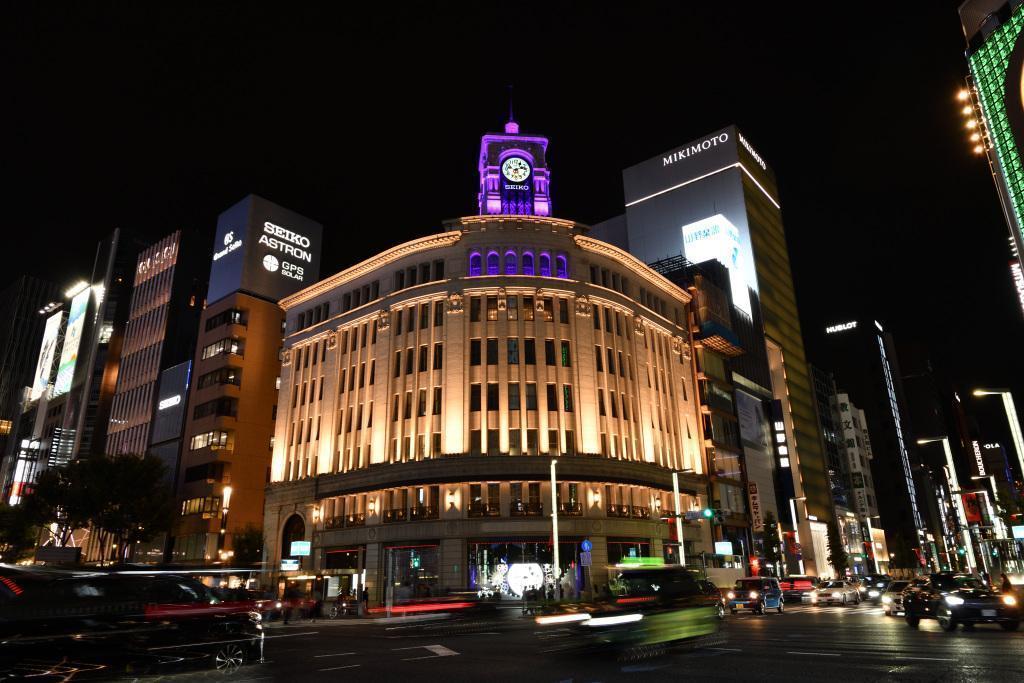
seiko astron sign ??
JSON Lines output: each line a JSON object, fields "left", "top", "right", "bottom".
{"left": 208, "top": 195, "right": 323, "bottom": 304}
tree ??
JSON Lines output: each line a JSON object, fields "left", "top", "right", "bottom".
{"left": 888, "top": 531, "right": 917, "bottom": 570}
{"left": 826, "top": 517, "right": 848, "bottom": 578}
{"left": 23, "top": 459, "right": 100, "bottom": 547}
{"left": 91, "top": 455, "right": 175, "bottom": 562}
{"left": 0, "top": 502, "right": 37, "bottom": 562}
{"left": 761, "top": 511, "right": 782, "bottom": 575}
{"left": 231, "top": 524, "right": 265, "bottom": 565}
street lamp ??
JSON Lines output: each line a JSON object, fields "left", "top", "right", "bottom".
{"left": 672, "top": 468, "right": 697, "bottom": 569}
{"left": 550, "top": 459, "right": 559, "bottom": 581}
{"left": 789, "top": 496, "right": 806, "bottom": 575}
{"left": 971, "top": 474, "right": 1009, "bottom": 540}
{"left": 917, "top": 437, "right": 976, "bottom": 573}
{"left": 973, "top": 389, "right": 1024, "bottom": 484}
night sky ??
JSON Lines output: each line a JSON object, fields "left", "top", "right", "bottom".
{"left": 4, "top": 4, "right": 1022, "bottom": 444}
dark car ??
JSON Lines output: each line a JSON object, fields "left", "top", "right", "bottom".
{"left": 535, "top": 566, "right": 720, "bottom": 658}
{"left": 0, "top": 569, "right": 264, "bottom": 678}
{"left": 727, "top": 577, "right": 784, "bottom": 614}
{"left": 861, "top": 577, "right": 891, "bottom": 604}
{"left": 903, "top": 573, "right": 1020, "bottom": 632}
{"left": 778, "top": 575, "right": 820, "bottom": 604}
{"left": 696, "top": 579, "right": 726, "bottom": 619}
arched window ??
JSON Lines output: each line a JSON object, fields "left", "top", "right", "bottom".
{"left": 486, "top": 251, "right": 500, "bottom": 276}
{"left": 539, "top": 252, "right": 552, "bottom": 277}
{"left": 504, "top": 250, "right": 518, "bottom": 275}
{"left": 282, "top": 514, "right": 306, "bottom": 558}
{"left": 556, "top": 254, "right": 568, "bottom": 278}
{"left": 522, "top": 251, "right": 535, "bottom": 276}
{"left": 469, "top": 252, "right": 482, "bottom": 277}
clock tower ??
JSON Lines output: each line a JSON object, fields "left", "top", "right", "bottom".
{"left": 477, "top": 119, "right": 551, "bottom": 216}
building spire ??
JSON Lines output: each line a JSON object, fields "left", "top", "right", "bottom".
{"left": 504, "top": 84, "right": 519, "bottom": 134}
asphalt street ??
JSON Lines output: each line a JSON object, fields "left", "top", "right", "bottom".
{"left": 168, "top": 603, "right": 1024, "bottom": 682}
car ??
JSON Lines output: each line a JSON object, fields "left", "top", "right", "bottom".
{"left": 779, "top": 575, "right": 820, "bottom": 604}
{"left": 727, "top": 577, "right": 784, "bottom": 615}
{"left": 903, "top": 573, "right": 1020, "bottom": 632}
{"left": 815, "top": 580, "right": 861, "bottom": 606}
{"left": 696, "top": 579, "right": 727, "bottom": 619}
{"left": 0, "top": 569, "right": 264, "bottom": 678}
{"left": 861, "top": 577, "right": 891, "bottom": 604}
{"left": 881, "top": 580, "right": 910, "bottom": 615}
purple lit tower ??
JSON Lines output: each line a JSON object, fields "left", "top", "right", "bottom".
{"left": 477, "top": 119, "right": 551, "bottom": 216}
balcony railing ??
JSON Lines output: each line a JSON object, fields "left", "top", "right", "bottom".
{"left": 410, "top": 504, "right": 438, "bottom": 521}
{"left": 322, "top": 513, "right": 365, "bottom": 529}
{"left": 468, "top": 502, "right": 501, "bottom": 518}
{"left": 383, "top": 508, "right": 408, "bottom": 524}
{"left": 631, "top": 506, "right": 651, "bottom": 519}
{"left": 510, "top": 501, "right": 544, "bottom": 517}
{"left": 607, "top": 504, "right": 631, "bottom": 518}
{"left": 558, "top": 502, "right": 583, "bottom": 517}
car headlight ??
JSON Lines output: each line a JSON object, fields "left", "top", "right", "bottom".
{"left": 749, "top": 591, "right": 759, "bottom": 599}
{"left": 881, "top": 596, "right": 892, "bottom": 604}
{"left": 727, "top": 591, "right": 736, "bottom": 600}
{"left": 809, "top": 593, "right": 817, "bottom": 602}
{"left": 1002, "top": 595, "right": 1017, "bottom": 606}
{"left": 868, "top": 590, "right": 880, "bottom": 598}
{"left": 832, "top": 592, "right": 841, "bottom": 598}
{"left": 944, "top": 596, "right": 965, "bottom": 607}
{"left": 858, "top": 586, "right": 866, "bottom": 593}
{"left": 275, "top": 601, "right": 283, "bottom": 609}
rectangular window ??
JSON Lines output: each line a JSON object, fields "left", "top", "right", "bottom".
{"left": 565, "top": 431, "right": 576, "bottom": 455}
{"left": 486, "top": 338, "right": 498, "bottom": 365}
{"left": 508, "top": 383, "right": 520, "bottom": 411}
{"left": 523, "top": 296, "right": 535, "bottom": 321}
{"left": 406, "top": 307, "right": 415, "bottom": 332}
{"left": 507, "top": 295, "right": 518, "bottom": 320}
{"left": 486, "top": 296, "right": 498, "bottom": 321}
{"left": 470, "top": 384, "right": 481, "bottom": 412}
{"left": 470, "top": 430, "right": 482, "bottom": 456}
{"left": 560, "top": 341, "right": 571, "bottom": 367}
{"left": 194, "top": 398, "right": 237, "bottom": 420}
{"left": 339, "top": 367, "right": 347, "bottom": 393}
{"left": 524, "top": 339, "right": 536, "bottom": 365}
{"left": 548, "top": 429, "right": 560, "bottom": 454}
{"left": 615, "top": 312, "right": 623, "bottom": 336}
{"left": 470, "top": 339, "right": 481, "bottom": 366}
{"left": 418, "top": 345, "right": 428, "bottom": 373}
{"left": 618, "top": 351, "right": 625, "bottom": 377}
{"left": 392, "top": 395, "right": 400, "bottom": 421}
{"left": 432, "top": 432, "right": 441, "bottom": 454}
{"left": 393, "top": 351, "right": 402, "bottom": 378}
{"left": 433, "top": 259, "right": 445, "bottom": 280}
{"left": 434, "top": 300, "right": 444, "bottom": 326}
{"left": 420, "top": 303, "right": 429, "bottom": 329}
{"left": 487, "top": 429, "right": 499, "bottom": 455}
{"left": 470, "top": 296, "right": 481, "bottom": 322}
{"left": 563, "top": 385, "right": 574, "bottom": 412}
{"left": 620, "top": 393, "right": 629, "bottom": 420}
{"left": 432, "top": 386, "right": 442, "bottom": 415}
{"left": 598, "top": 389, "right": 606, "bottom": 416}
{"left": 606, "top": 348, "right": 615, "bottom": 375}
{"left": 509, "top": 429, "right": 522, "bottom": 455}
{"left": 417, "top": 389, "right": 427, "bottom": 417}
{"left": 559, "top": 299, "right": 569, "bottom": 324}
{"left": 604, "top": 308, "right": 612, "bottom": 332}
{"left": 395, "top": 308, "right": 403, "bottom": 336}
{"left": 507, "top": 338, "right": 519, "bottom": 364}
{"left": 611, "top": 394, "right": 618, "bottom": 418}
{"left": 595, "top": 346, "right": 603, "bottom": 372}
{"left": 544, "top": 339, "right": 556, "bottom": 366}
{"left": 593, "top": 304, "right": 601, "bottom": 330}
{"left": 197, "top": 367, "right": 241, "bottom": 389}
{"left": 368, "top": 360, "right": 375, "bottom": 385}
{"left": 201, "top": 337, "right": 243, "bottom": 359}
{"left": 405, "top": 348, "right": 414, "bottom": 375}
{"left": 526, "top": 429, "right": 538, "bottom": 454}
{"left": 433, "top": 343, "right": 443, "bottom": 370}
{"left": 525, "top": 383, "right": 538, "bottom": 410}
{"left": 404, "top": 391, "right": 412, "bottom": 419}
{"left": 546, "top": 384, "right": 557, "bottom": 412}
{"left": 486, "top": 383, "right": 499, "bottom": 410}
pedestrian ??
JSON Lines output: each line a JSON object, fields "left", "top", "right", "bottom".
{"left": 1000, "top": 573, "right": 1013, "bottom": 593}
{"left": 359, "top": 586, "right": 369, "bottom": 616}
{"left": 981, "top": 570, "right": 991, "bottom": 587}
{"left": 311, "top": 591, "right": 323, "bottom": 623}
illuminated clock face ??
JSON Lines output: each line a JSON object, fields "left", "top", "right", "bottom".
{"left": 501, "top": 157, "right": 531, "bottom": 183}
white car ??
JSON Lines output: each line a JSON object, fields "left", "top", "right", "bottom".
{"left": 815, "top": 580, "right": 861, "bottom": 606}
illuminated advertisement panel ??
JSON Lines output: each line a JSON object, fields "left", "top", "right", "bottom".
{"left": 53, "top": 288, "right": 90, "bottom": 396}
{"left": 30, "top": 312, "right": 63, "bottom": 400}
{"left": 968, "top": 9, "right": 1024, "bottom": 266}
{"left": 681, "top": 213, "right": 751, "bottom": 314}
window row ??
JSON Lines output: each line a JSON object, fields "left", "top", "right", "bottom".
{"left": 391, "top": 387, "right": 442, "bottom": 420}
{"left": 393, "top": 300, "right": 444, "bottom": 336}
{"left": 341, "top": 280, "right": 381, "bottom": 314}
{"left": 394, "top": 259, "right": 445, "bottom": 291}
{"left": 468, "top": 250, "right": 568, "bottom": 278}
{"left": 469, "top": 382, "right": 573, "bottom": 413}
{"left": 392, "top": 344, "right": 443, "bottom": 378}
{"left": 594, "top": 345, "right": 631, "bottom": 379}
{"left": 180, "top": 496, "right": 222, "bottom": 517}
{"left": 468, "top": 294, "right": 570, "bottom": 324}
{"left": 339, "top": 359, "right": 376, "bottom": 394}
{"left": 292, "top": 375, "right": 326, "bottom": 407}
{"left": 205, "top": 308, "right": 245, "bottom": 331}
{"left": 589, "top": 264, "right": 630, "bottom": 296}
{"left": 197, "top": 366, "right": 241, "bottom": 389}
{"left": 189, "top": 429, "right": 231, "bottom": 452}
{"left": 297, "top": 302, "right": 330, "bottom": 331}
{"left": 467, "top": 427, "right": 577, "bottom": 456}
{"left": 194, "top": 397, "right": 238, "bottom": 420}
{"left": 469, "top": 338, "right": 571, "bottom": 367}
{"left": 201, "top": 336, "right": 243, "bottom": 360}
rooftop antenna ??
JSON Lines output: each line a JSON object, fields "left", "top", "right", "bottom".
{"left": 505, "top": 84, "right": 519, "bottom": 134}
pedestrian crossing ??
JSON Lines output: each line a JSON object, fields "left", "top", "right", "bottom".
{"left": 728, "top": 603, "right": 883, "bottom": 619}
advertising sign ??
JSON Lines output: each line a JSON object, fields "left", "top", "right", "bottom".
{"left": 290, "top": 540, "right": 311, "bottom": 557}
{"left": 736, "top": 390, "right": 769, "bottom": 451}
{"left": 280, "top": 558, "right": 300, "bottom": 571}
{"left": 714, "top": 541, "right": 734, "bottom": 556}
{"left": 681, "top": 214, "right": 751, "bottom": 315}
{"left": 747, "top": 483, "right": 763, "bottom": 531}
{"left": 962, "top": 493, "right": 983, "bottom": 524}
{"left": 1013, "top": 524, "right": 1024, "bottom": 540}
{"left": 54, "top": 288, "right": 90, "bottom": 396}
{"left": 208, "top": 195, "right": 323, "bottom": 304}
{"left": 30, "top": 312, "right": 63, "bottom": 400}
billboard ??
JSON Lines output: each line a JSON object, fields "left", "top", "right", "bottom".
{"left": 54, "top": 288, "right": 90, "bottom": 396}
{"left": 30, "top": 311, "right": 63, "bottom": 400}
{"left": 208, "top": 195, "right": 323, "bottom": 304}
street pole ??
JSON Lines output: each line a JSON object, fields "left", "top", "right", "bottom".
{"left": 938, "top": 437, "right": 978, "bottom": 574}
{"left": 973, "top": 389, "right": 1024, "bottom": 493}
{"left": 550, "top": 459, "right": 559, "bottom": 585}
{"left": 789, "top": 497, "right": 805, "bottom": 575}
{"left": 672, "top": 471, "right": 686, "bottom": 569}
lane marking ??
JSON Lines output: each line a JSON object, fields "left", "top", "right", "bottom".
{"left": 893, "top": 656, "right": 957, "bottom": 662}
{"left": 264, "top": 631, "right": 320, "bottom": 639}
{"left": 318, "top": 664, "right": 361, "bottom": 671}
{"left": 786, "top": 651, "right": 840, "bottom": 657}
{"left": 313, "top": 652, "right": 357, "bottom": 658}
{"left": 394, "top": 643, "right": 461, "bottom": 661}
{"left": 707, "top": 647, "right": 743, "bottom": 652}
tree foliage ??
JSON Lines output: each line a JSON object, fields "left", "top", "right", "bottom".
{"left": 0, "top": 502, "right": 37, "bottom": 562}
{"left": 231, "top": 524, "right": 264, "bottom": 565}
{"left": 826, "top": 517, "right": 848, "bottom": 577}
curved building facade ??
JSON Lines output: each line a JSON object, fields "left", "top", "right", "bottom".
{"left": 264, "top": 215, "right": 712, "bottom": 603}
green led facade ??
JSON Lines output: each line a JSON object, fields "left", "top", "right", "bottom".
{"left": 970, "top": 8, "right": 1024, "bottom": 251}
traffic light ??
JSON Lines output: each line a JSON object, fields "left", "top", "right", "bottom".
{"left": 702, "top": 507, "right": 714, "bottom": 520}
{"left": 957, "top": 547, "right": 966, "bottom": 556}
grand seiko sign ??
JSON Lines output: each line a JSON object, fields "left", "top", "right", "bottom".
{"left": 663, "top": 132, "right": 730, "bottom": 167}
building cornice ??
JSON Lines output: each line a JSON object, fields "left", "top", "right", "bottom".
{"left": 573, "top": 235, "right": 693, "bottom": 304}
{"left": 280, "top": 232, "right": 463, "bottom": 310}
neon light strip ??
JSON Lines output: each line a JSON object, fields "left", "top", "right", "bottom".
{"left": 624, "top": 162, "right": 780, "bottom": 210}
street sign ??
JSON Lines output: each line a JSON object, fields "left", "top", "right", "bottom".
{"left": 714, "top": 540, "right": 733, "bottom": 555}
{"left": 281, "top": 558, "right": 299, "bottom": 571}
{"left": 581, "top": 539, "right": 593, "bottom": 552}
{"left": 684, "top": 510, "right": 702, "bottom": 521}
{"left": 290, "top": 540, "right": 311, "bottom": 556}
{"left": 580, "top": 551, "right": 592, "bottom": 567}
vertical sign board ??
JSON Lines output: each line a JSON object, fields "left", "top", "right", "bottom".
{"left": 31, "top": 312, "right": 64, "bottom": 400}
{"left": 54, "top": 289, "right": 90, "bottom": 396}
{"left": 747, "top": 483, "right": 762, "bottom": 532}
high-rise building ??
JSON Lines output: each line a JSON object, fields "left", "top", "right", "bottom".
{"left": 0, "top": 276, "right": 60, "bottom": 497}
{"left": 592, "top": 126, "right": 832, "bottom": 575}
{"left": 173, "top": 195, "right": 322, "bottom": 564}
{"left": 105, "top": 230, "right": 206, "bottom": 458}
{"left": 959, "top": 1, "right": 1024, "bottom": 295}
